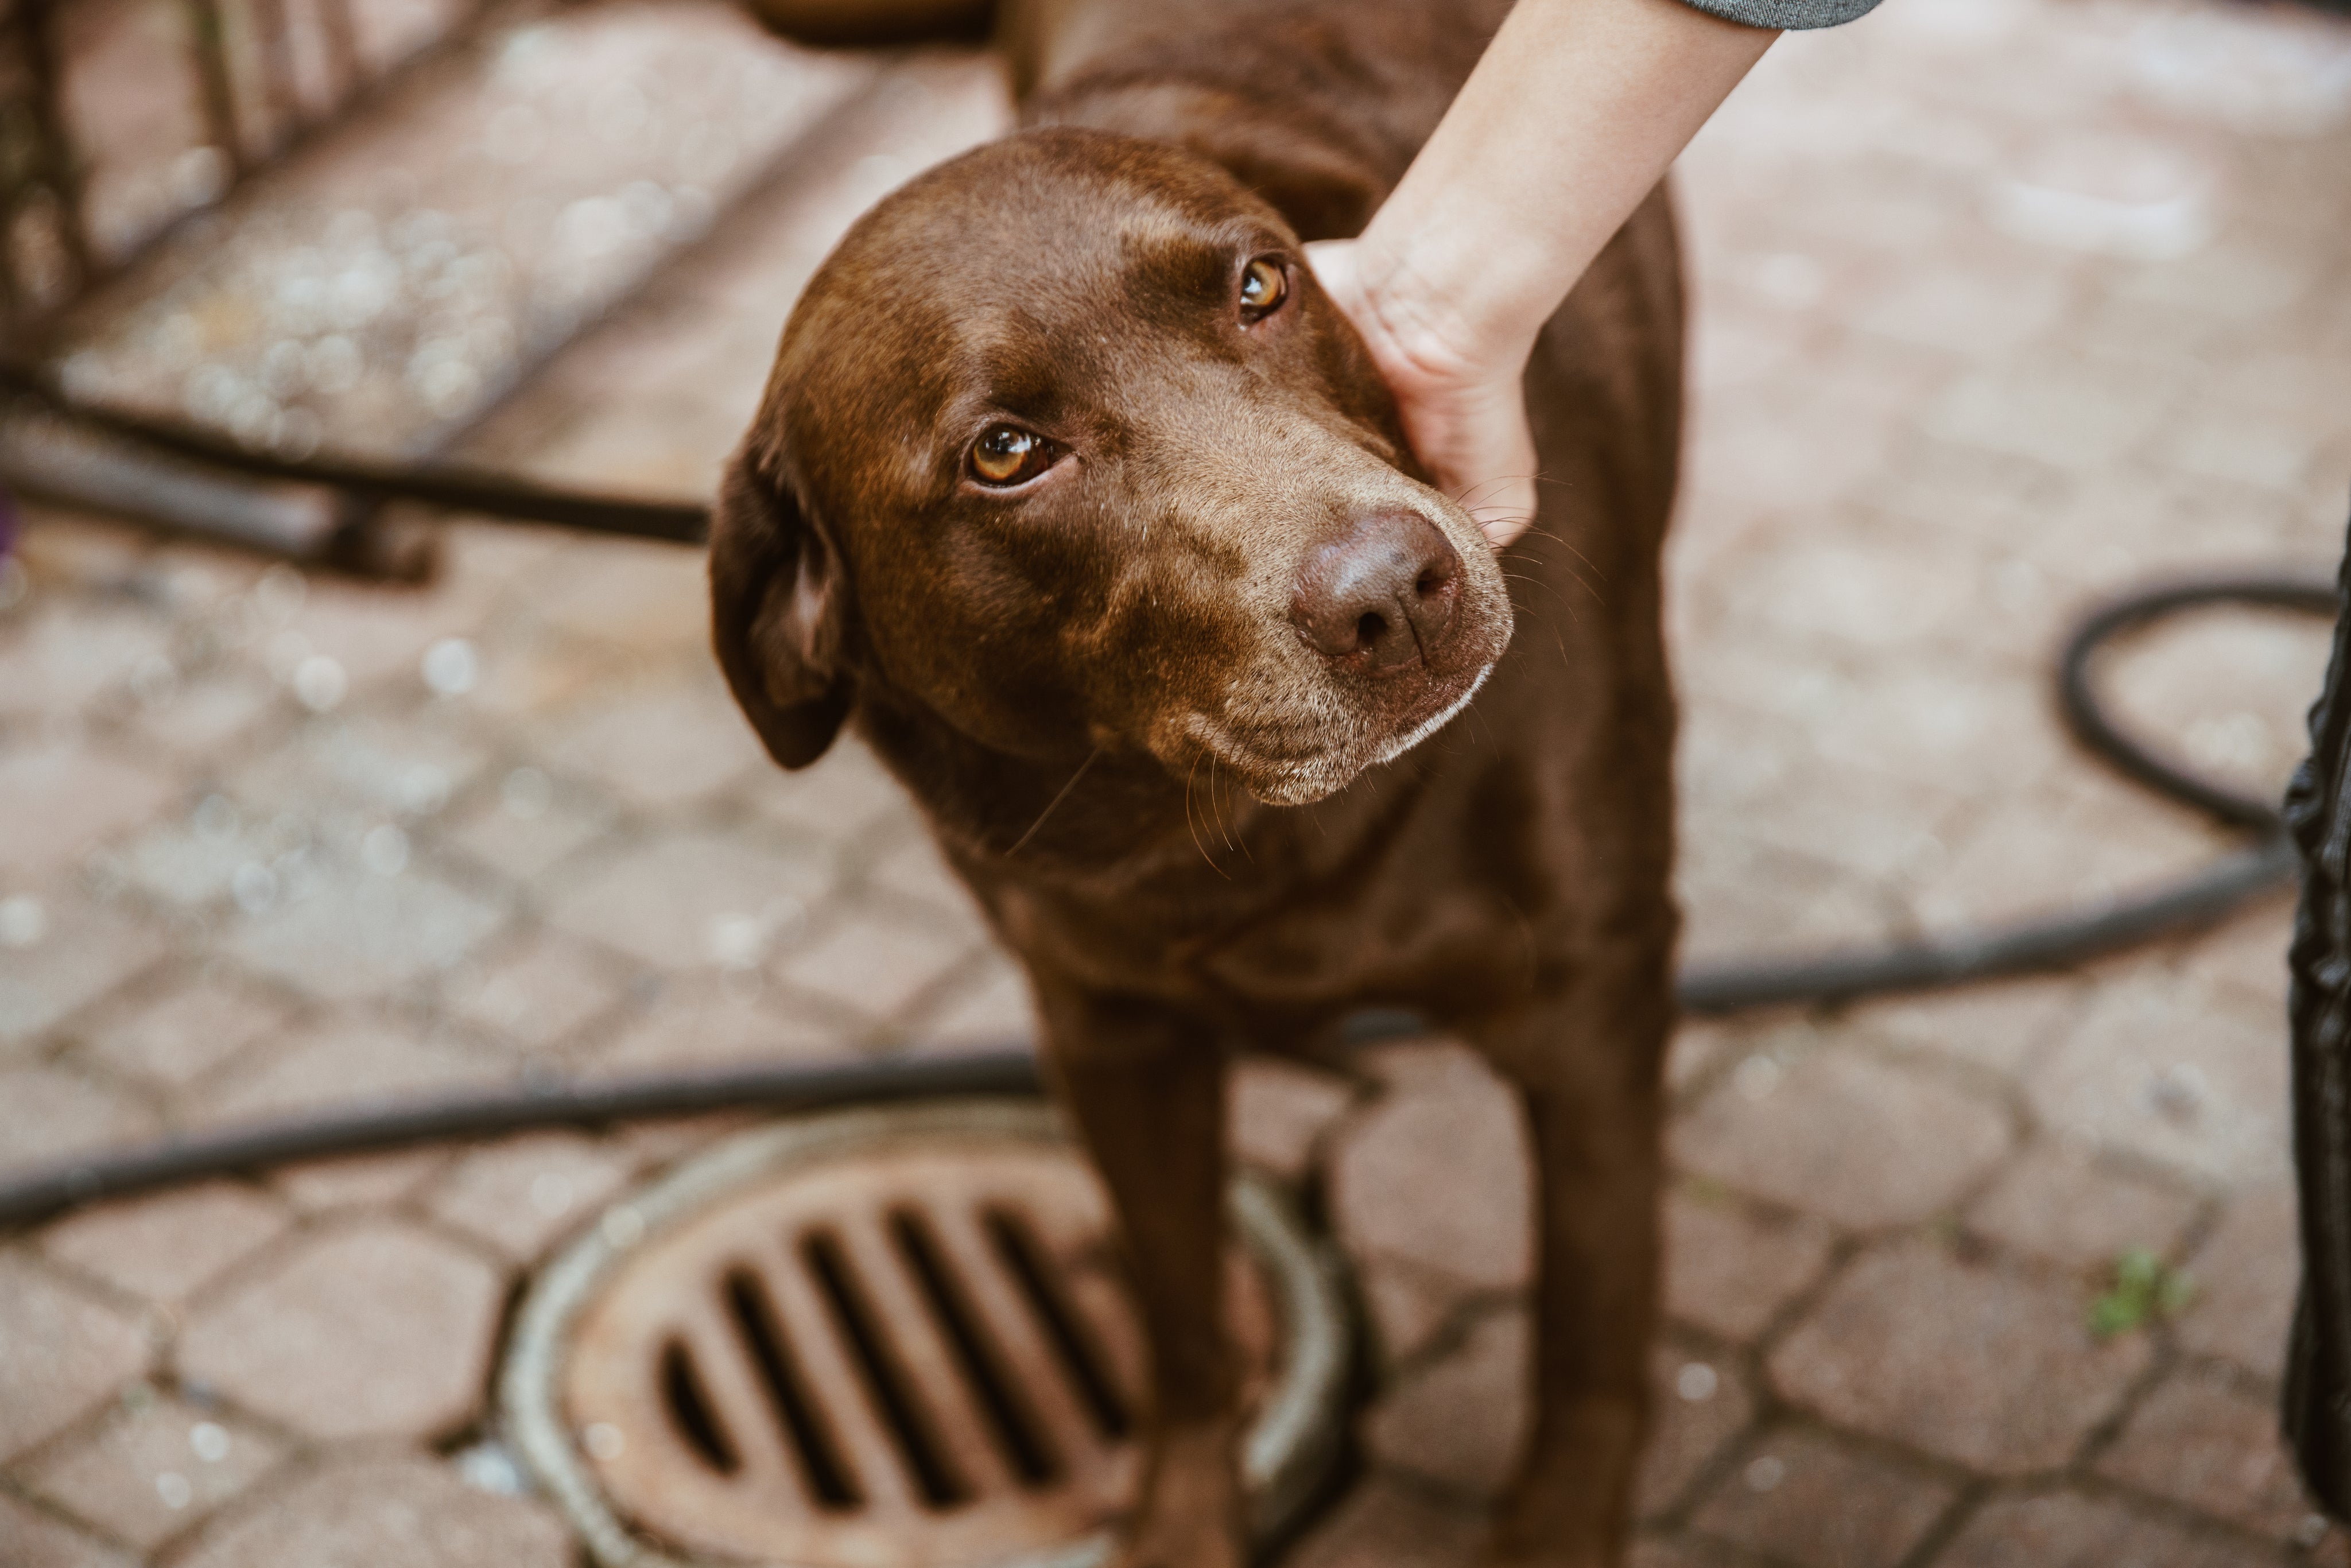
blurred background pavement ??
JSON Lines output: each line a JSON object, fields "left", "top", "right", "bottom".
{"left": 2, "top": 0, "right": 2350, "bottom": 1563}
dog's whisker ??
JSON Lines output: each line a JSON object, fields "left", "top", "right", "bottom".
{"left": 1492, "top": 511, "right": 1608, "bottom": 583}
{"left": 1449, "top": 473, "right": 1518, "bottom": 507}
{"left": 1499, "top": 572, "right": 1585, "bottom": 635}
{"left": 1183, "top": 756, "right": 1232, "bottom": 879}
{"left": 1214, "top": 760, "right": 1255, "bottom": 862}
{"left": 1499, "top": 566, "right": 1581, "bottom": 601}
{"left": 1208, "top": 754, "right": 1237, "bottom": 853}
{"left": 1448, "top": 471, "right": 1556, "bottom": 504}
{"left": 1550, "top": 533, "right": 1612, "bottom": 587}
{"left": 1510, "top": 558, "right": 1604, "bottom": 610}
{"left": 1213, "top": 752, "right": 1232, "bottom": 851}
{"left": 1212, "top": 755, "right": 1229, "bottom": 851}
{"left": 1185, "top": 756, "right": 1204, "bottom": 859}
{"left": 1003, "top": 748, "right": 1101, "bottom": 859}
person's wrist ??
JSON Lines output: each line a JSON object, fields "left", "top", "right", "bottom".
{"left": 1342, "top": 228, "right": 1541, "bottom": 394}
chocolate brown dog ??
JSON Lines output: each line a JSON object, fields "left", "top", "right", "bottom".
{"left": 709, "top": 1, "right": 1684, "bottom": 1561}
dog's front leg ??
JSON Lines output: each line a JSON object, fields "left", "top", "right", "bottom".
{"left": 1475, "top": 958, "right": 1671, "bottom": 1568}
{"left": 1034, "top": 978, "right": 1243, "bottom": 1568}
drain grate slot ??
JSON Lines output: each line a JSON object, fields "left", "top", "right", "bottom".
{"left": 984, "top": 1206, "right": 1132, "bottom": 1443}
{"left": 889, "top": 1206, "right": 1063, "bottom": 1488}
{"left": 513, "top": 1106, "right": 1347, "bottom": 1568}
{"left": 802, "top": 1228, "right": 971, "bottom": 1510}
{"left": 659, "top": 1339, "right": 741, "bottom": 1476}
{"left": 722, "top": 1267, "right": 864, "bottom": 1511}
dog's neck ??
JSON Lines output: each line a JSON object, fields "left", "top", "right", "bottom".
{"left": 855, "top": 674, "right": 1446, "bottom": 1018}
{"left": 856, "top": 681, "right": 1276, "bottom": 888}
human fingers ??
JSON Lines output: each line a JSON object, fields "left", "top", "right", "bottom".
{"left": 1306, "top": 242, "right": 1536, "bottom": 550}
{"left": 1395, "top": 374, "right": 1539, "bottom": 550}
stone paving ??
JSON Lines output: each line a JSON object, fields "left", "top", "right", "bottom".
{"left": 3, "top": 0, "right": 2351, "bottom": 1564}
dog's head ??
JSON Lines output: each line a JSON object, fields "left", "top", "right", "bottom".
{"left": 711, "top": 127, "right": 1512, "bottom": 808}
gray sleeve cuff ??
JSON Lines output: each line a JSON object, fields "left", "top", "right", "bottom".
{"left": 1676, "top": 0, "right": 1883, "bottom": 28}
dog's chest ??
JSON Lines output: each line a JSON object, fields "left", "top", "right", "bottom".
{"left": 983, "top": 847, "right": 1545, "bottom": 1026}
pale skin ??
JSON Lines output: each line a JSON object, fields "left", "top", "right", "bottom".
{"left": 1308, "top": 0, "right": 1779, "bottom": 548}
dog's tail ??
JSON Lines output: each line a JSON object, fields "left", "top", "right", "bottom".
{"left": 735, "top": 0, "right": 994, "bottom": 48}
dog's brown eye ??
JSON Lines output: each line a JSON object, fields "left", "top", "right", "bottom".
{"left": 970, "top": 425, "right": 1052, "bottom": 486}
{"left": 1239, "top": 257, "right": 1287, "bottom": 317}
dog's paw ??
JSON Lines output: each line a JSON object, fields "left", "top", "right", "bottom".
{"left": 1107, "top": 1513, "right": 1246, "bottom": 1568}
{"left": 1474, "top": 1551, "right": 1617, "bottom": 1568}
{"left": 1109, "top": 1422, "right": 1246, "bottom": 1568}
{"left": 1474, "top": 1523, "right": 1624, "bottom": 1568}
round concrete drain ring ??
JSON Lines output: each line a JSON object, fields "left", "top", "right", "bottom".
{"left": 499, "top": 1098, "right": 1352, "bottom": 1568}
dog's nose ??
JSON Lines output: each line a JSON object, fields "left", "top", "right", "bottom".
{"left": 1290, "top": 510, "right": 1462, "bottom": 670}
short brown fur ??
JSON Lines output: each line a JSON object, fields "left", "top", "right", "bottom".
{"left": 711, "top": 2, "right": 1684, "bottom": 1562}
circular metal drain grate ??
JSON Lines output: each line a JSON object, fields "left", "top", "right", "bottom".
{"left": 500, "top": 1099, "right": 1351, "bottom": 1568}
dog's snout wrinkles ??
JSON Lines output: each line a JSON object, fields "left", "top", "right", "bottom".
{"left": 1289, "top": 510, "right": 1462, "bottom": 671}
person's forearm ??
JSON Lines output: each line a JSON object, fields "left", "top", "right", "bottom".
{"left": 1350, "top": 0, "right": 1776, "bottom": 375}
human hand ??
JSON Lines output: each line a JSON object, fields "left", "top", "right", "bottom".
{"left": 1305, "top": 238, "right": 1539, "bottom": 552}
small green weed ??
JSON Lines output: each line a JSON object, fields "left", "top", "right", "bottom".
{"left": 2088, "top": 1247, "right": 2195, "bottom": 1339}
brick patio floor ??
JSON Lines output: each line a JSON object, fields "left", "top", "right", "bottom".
{"left": 5, "top": 0, "right": 2351, "bottom": 1564}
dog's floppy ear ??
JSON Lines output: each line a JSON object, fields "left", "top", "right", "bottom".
{"left": 708, "top": 441, "right": 851, "bottom": 770}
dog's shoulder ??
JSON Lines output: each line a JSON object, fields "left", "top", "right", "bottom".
{"left": 1010, "top": 0, "right": 1509, "bottom": 239}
